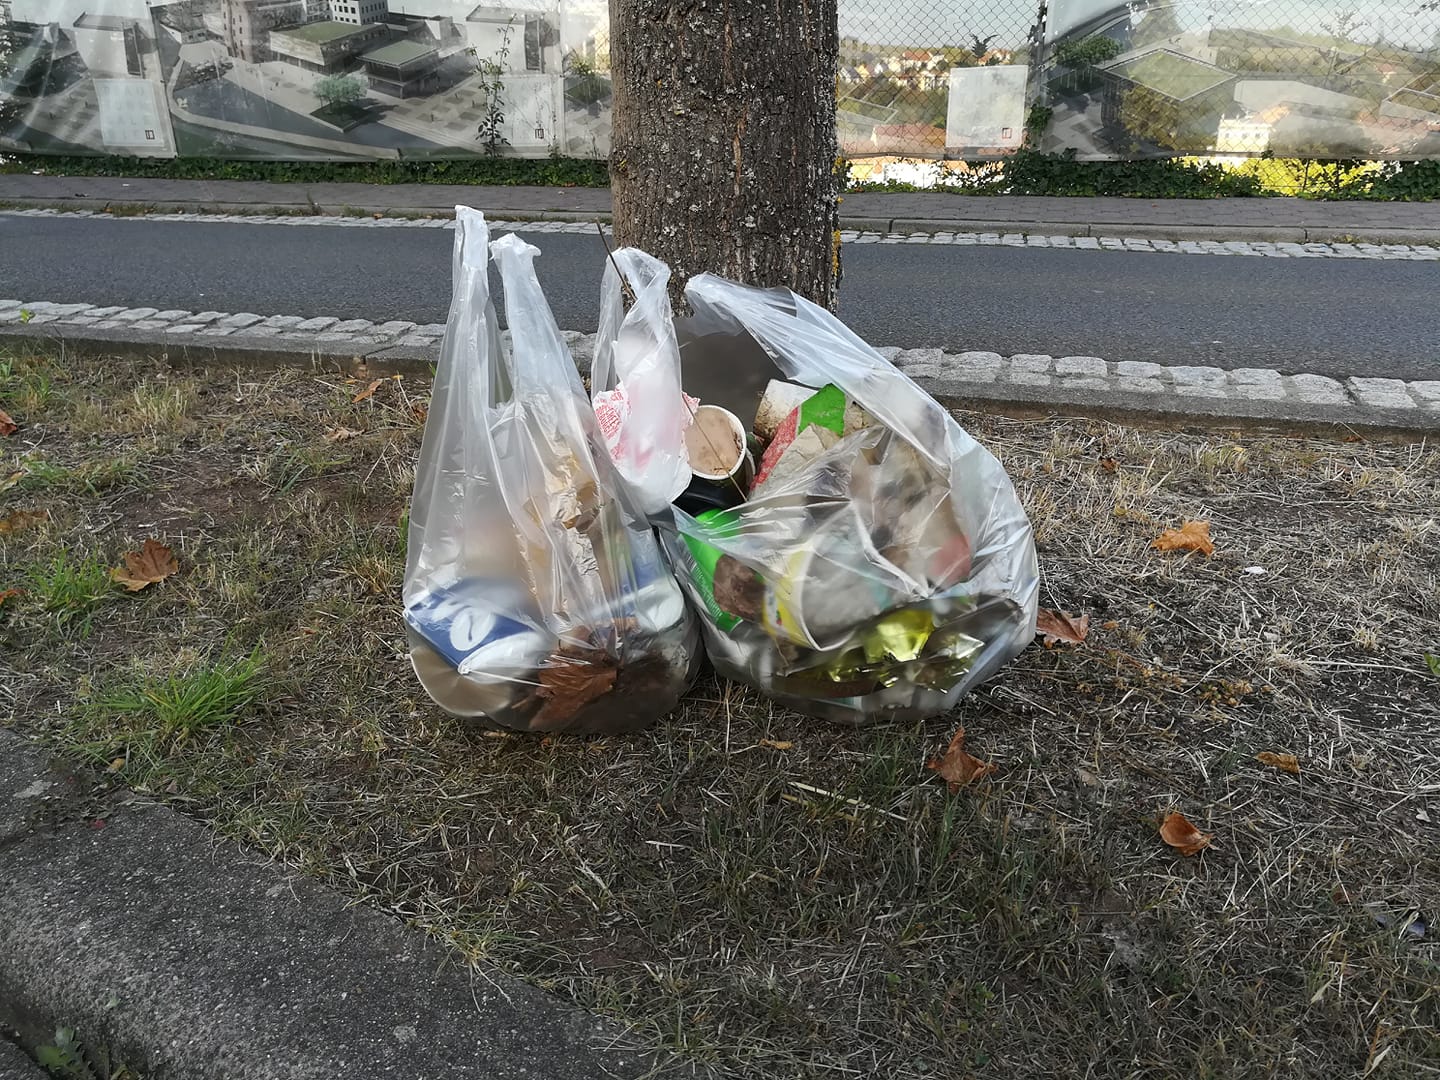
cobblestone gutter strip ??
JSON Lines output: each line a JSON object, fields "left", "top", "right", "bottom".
{"left": 4, "top": 208, "right": 1439, "bottom": 259}
{"left": 2, "top": 300, "right": 1436, "bottom": 434}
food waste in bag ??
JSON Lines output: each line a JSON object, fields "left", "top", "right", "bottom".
{"left": 402, "top": 208, "right": 699, "bottom": 734}
{"left": 654, "top": 277, "right": 1040, "bottom": 726}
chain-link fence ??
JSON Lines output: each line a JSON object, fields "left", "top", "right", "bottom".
{"left": 836, "top": 0, "right": 1038, "bottom": 166}
{"left": 1035, "top": 0, "right": 1440, "bottom": 162}
{"left": 1, "top": 0, "right": 1437, "bottom": 163}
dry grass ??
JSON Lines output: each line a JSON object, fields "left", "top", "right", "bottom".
{"left": 2, "top": 345, "right": 1438, "bottom": 1080}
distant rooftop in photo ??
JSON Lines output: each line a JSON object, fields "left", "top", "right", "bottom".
{"left": 363, "top": 39, "right": 437, "bottom": 66}
{"left": 465, "top": 4, "right": 521, "bottom": 22}
{"left": 1104, "top": 49, "right": 1234, "bottom": 101}
{"left": 271, "top": 19, "right": 373, "bottom": 44}
{"left": 73, "top": 12, "right": 138, "bottom": 30}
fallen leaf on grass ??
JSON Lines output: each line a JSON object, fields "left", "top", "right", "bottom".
{"left": 110, "top": 538, "right": 179, "bottom": 592}
{"left": 759, "top": 738, "right": 794, "bottom": 750}
{"left": 1152, "top": 520, "right": 1215, "bottom": 557}
{"left": 0, "top": 408, "right": 16, "bottom": 437}
{"left": 1036, "top": 608, "right": 1090, "bottom": 647}
{"left": 926, "top": 727, "right": 997, "bottom": 792}
{"left": 0, "top": 588, "right": 20, "bottom": 607}
{"left": 1099, "top": 456, "right": 1117, "bottom": 471}
{"left": 351, "top": 378, "right": 384, "bottom": 403}
{"left": 0, "top": 509, "right": 47, "bottom": 534}
{"left": 1257, "top": 750, "right": 1301, "bottom": 775}
{"left": 0, "top": 470, "right": 24, "bottom": 493}
{"left": 1159, "top": 811, "right": 1213, "bottom": 856}
{"left": 324, "top": 425, "right": 362, "bottom": 443}
{"left": 1426, "top": 653, "right": 1440, "bottom": 678}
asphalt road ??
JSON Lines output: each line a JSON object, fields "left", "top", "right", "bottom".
{"left": 2, "top": 214, "right": 1435, "bottom": 381}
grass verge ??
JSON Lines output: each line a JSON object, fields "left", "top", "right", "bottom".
{"left": 2, "top": 344, "right": 1437, "bottom": 1078}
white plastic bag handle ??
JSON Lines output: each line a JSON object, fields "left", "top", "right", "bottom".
{"left": 489, "top": 232, "right": 586, "bottom": 394}
{"left": 591, "top": 248, "right": 692, "bottom": 516}
{"left": 406, "top": 206, "right": 502, "bottom": 592}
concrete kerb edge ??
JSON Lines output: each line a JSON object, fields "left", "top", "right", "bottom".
{"left": 6, "top": 323, "right": 1436, "bottom": 438}
{"left": 0, "top": 1037, "right": 49, "bottom": 1080}
{"left": 887, "top": 216, "right": 1090, "bottom": 237}
{"left": 1301, "top": 225, "right": 1440, "bottom": 244}
{"left": 838, "top": 216, "right": 894, "bottom": 233}
{"left": 1098, "top": 222, "right": 1308, "bottom": 243}
{"left": 0, "top": 324, "right": 440, "bottom": 376}
{"left": 305, "top": 205, "right": 614, "bottom": 225}
{"left": 0, "top": 196, "right": 611, "bottom": 226}
{"left": 6, "top": 195, "right": 1440, "bottom": 244}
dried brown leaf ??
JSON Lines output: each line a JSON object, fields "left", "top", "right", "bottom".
{"left": 1152, "top": 520, "right": 1215, "bottom": 557}
{"left": 1036, "top": 608, "right": 1090, "bottom": 647}
{"left": 759, "top": 739, "right": 794, "bottom": 751}
{"left": 0, "top": 588, "right": 20, "bottom": 607}
{"left": 530, "top": 643, "right": 618, "bottom": 730}
{"left": 1099, "top": 456, "right": 1117, "bottom": 471}
{"left": 110, "top": 538, "right": 179, "bottom": 592}
{"left": 0, "top": 508, "right": 47, "bottom": 534}
{"left": 324, "top": 425, "right": 362, "bottom": 443}
{"left": 1159, "top": 811, "right": 1213, "bottom": 856}
{"left": 1257, "top": 750, "right": 1301, "bottom": 775}
{"left": 926, "top": 727, "right": 997, "bottom": 792}
{"left": 351, "top": 378, "right": 384, "bottom": 404}
{"left": 0, "top": 409, "right": 16, "bottom": 437}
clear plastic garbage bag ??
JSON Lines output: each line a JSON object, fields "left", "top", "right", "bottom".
{"left": 403, "top": 208, "right": 699, "bottom": 733}
{"left": 658, "top": 276, "right": 1040, "bottom": 726}
{"left": 591, "top": 247, "right": 694, "bottom": 517}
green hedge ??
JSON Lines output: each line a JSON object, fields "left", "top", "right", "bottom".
{"left": 0, "top": 153, "right": 612, "bottom": 188}
{"left": 846, "top": 151, "right": 1440, "bottom": 200}
{"left": 4, "top": 150, "right": 1438, "bottom": 200}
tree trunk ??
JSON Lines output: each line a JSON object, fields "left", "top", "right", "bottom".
{"left": 608, "top": 0, "right": 841, "bottom": 309}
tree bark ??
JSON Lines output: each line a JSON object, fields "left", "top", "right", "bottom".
{"left": 608, "top": 0, "right": 841, "bottom": 309}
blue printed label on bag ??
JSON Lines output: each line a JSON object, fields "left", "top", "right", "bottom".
{"left": 404, "top": 578, "right": 547, "bottom": 673}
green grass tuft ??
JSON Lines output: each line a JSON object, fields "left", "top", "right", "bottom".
{"left": 24, "top": 550, "right": 113, "bottom": 630}
{"left": 74, "top": 650, "right": 266, "bottom": 761}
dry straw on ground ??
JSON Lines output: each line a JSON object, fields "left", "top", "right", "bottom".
{"left": 2, "top": 347, "right": 1437, "bottom": 1079}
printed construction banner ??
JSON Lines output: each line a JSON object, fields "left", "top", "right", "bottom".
{"left": 1036, "top": 0, "right": 1440, "bottom": 159}
{"left": 1, "top": 0, "right": 608, "bottom": 158}
{"left": 2, "top": 0, "right": 1437, "bottom": 160}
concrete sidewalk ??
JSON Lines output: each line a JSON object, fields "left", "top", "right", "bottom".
{"left": 3, "top": 172, "right": 1439, "bottom": 241}
{"left": 0, "top": 726, "right": 702, "bottom": 1080}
